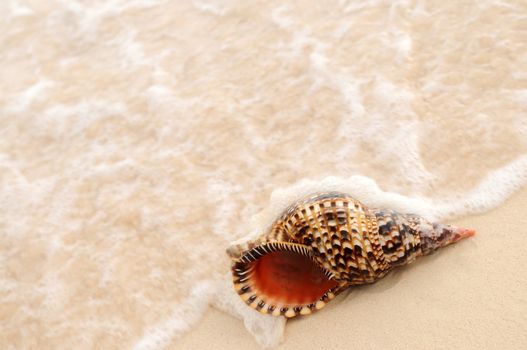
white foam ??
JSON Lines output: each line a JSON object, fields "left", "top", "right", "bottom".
{"left": 55, "top": 0, "right": 165, "bottom": 36}
{"left": 132, "top": 281, "right": 215, "bottom": 350}
{"left": 6, "top": 80, "right": 54, "bottom": 113}
{"left": 191, "top": 0, "right": 227, "bottom": 16}
{"left": 258, "top": 156, "right": 527, "bottom": 228}
{"left": 115, "top": 30, "right": 148, "bottom": 69}
{"left": 212, "top": 273, "right": 286, "bottom": 348}
{"left": 7, "top": 0, "right": 34, "bottom": 17}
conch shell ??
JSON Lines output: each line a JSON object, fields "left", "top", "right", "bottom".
{"left": 227, "top": 192, "right": 475, "bottom": 318}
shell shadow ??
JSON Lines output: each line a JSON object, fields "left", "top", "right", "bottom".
{"left": 340, "top": 249, "right": 447, "bottom": 301}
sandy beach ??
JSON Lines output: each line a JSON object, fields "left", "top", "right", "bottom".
{"left": 174, "top": 185, "right": 527, "bottom": 349}
{"left": 1, "top": 1, "right": 526, "bottom": 349}
{"left": 176, "top": 187, "right": 527, "bottom": 350}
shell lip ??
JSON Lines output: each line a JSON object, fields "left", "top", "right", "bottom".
{"left": 231, "top": 242, "right": 344, "bottom": 318}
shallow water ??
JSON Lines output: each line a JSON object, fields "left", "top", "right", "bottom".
{"left": 1, "top": 0, "right": 526, "bottom": 348}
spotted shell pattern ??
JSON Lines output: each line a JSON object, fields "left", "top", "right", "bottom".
{"left": 228, "top": 192, "right": 474, "bottom": 318}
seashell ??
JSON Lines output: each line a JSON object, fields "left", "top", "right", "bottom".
{"left": 227, "top": 192, "right": 475, "bottom": 318}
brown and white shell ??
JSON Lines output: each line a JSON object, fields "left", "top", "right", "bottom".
{"left": 227, "top": 192, "right": 475, "bottom": 318}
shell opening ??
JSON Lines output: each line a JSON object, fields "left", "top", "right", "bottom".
{"left": 232, "top": 242, "right": 339, "bottom": 317}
